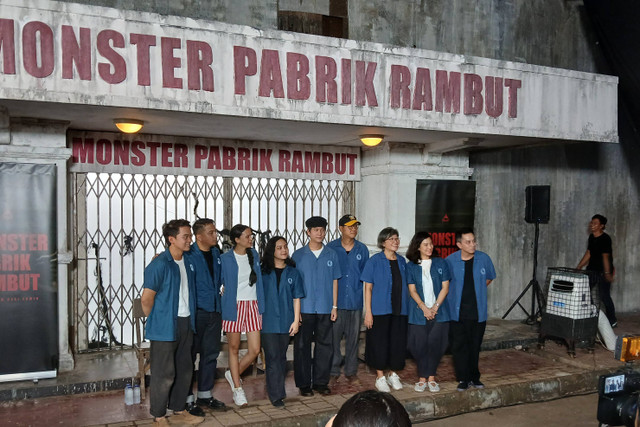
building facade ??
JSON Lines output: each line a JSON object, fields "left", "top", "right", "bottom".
{"left": 0, "top": 0, "right": 624, "bottom": 376}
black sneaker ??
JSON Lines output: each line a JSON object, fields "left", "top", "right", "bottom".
{"left": 272, "top": 399, "right": 285, "bottom": 408}
{"left": 299, "top": 387, "right": 314, "bottom": 397}
{"left": 312, "top": 384, "right": 331, "bottom": 395}
{"left": 186, "top": 402, "right": 205, "bottom": 417}
{"left": 196, "top": 397, "right": 227, "bottom": 411}
{"left": 470, "top": 380, "right": 484, "bottom": 389}
{"left": 456, "top": 381, "right": 469, "bottom": 391}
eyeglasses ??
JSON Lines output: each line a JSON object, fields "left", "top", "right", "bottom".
{"left": 386, "top": 237, "right": 400, "bottom": 242}
{"left": 346, "top": 225, "right": 359, "bottom": 230}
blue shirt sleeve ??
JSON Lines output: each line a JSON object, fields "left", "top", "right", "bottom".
{"left": 406, "top": 263, "right": 417, "bottom": 285}
{"left": 484, "top": 255, "right": 497, "bottom": 281}
{"left": 291, "top": 268, "right": 306, "bottom": 299}
{"left": 331, "top": 250, "right": 342, "bottom": 280}
{"left": 440, "top": 258, "right": 452, "bottom": 282}
{"left": 143, "top": 257, "right": 165, "bottom": 292}
{"left": 360, "top": 256, "right": 375, "bottom": 283}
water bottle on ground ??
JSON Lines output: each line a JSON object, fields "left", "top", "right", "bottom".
{"left": 124, "top": 384, "right": 133, "bottom": 405}
{"left": 133, "top": 384, "right": 141, "bottom": 404}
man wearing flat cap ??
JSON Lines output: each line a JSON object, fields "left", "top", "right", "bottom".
{"left": 292, "top": 216, "right": 342, "bottom": 396}
{"left": 327, "top": 215, "right": 369, "bottom": 386}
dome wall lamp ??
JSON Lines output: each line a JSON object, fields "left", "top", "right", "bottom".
{"left": 114, "top": 119, "right": 144, "bottom": 134}
{"left": 360, "top": 134, "right": 384, "bottom": 147}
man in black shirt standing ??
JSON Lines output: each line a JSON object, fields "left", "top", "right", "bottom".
{"left": 577, "top": 214, "right": 616, "bottom": 327}
{"left": 446, "top": 229, "right": 496, "bottom": 392}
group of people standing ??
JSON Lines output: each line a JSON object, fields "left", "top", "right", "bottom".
{"left": 140, "top": 214, "right": 496, "bottom": 426}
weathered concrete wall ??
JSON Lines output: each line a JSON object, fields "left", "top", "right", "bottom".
{"left": 56, "top": 0, "right": 278, "bottom": 28}
{"left": 59, "top": 0, "right": 600, "bottom": 74}
{"left": 349, "top": 0, "right": 601, "bottom": 73}
{"left": 472, "top": 141, "right": 640, "bottom": 319}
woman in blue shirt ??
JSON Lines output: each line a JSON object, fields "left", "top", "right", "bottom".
{"left": 361, "top": 227, "right": 409, "bottom": 393}
{"left": 405, "top": 231, "right": 451, "bottom": 393}
{"left": 260, "top": 236, "right": 305, "bottom": 407}
{"left": 220, "top": 224, "right": 265, "bottom": 407}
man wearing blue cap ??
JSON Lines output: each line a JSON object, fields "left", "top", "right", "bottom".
{"left": 292, "top": 216, "right": 342, "bottom": 396}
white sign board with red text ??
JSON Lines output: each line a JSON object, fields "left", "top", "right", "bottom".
{"left": 69, "top": 132, "right": 360, "bottom": 180}
{"left": 0, "top": 0, "right": 618, "bottom": 142}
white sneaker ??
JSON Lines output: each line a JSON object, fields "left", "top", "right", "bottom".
{"left": 427, "top": 380, "right": 440, "bottom": 392}
{"left": 225, "top": 370, "right": 235, "bottom": 390}
{"left": 414, "top": 381, "right": 427, "bottom": 392}
{"left": 387, "top": 372, "right": 403, "bottom": 390}
{"left": 375, "top": 376, "right": 391, "bottom": 392}
{"left": 233, "top": 387, "right": 248, "bottom": 406}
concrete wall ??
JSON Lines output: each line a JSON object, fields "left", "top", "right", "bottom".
{"left": 472, "top": 141, "right": 640, "bottom": 319}
{"left": 349, "top": 0, "right": 602, "bottom": 73}
{"left": 56, "top": 0, "right": 278, "bottom": 28}
{"left": 59, "top": 0, "right": 601, "bottom": 75}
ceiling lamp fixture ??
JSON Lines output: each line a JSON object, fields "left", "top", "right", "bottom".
{"left": 360, "top": 134, "right": 384, "bottom": 147}
{"left": 114, "top": 119, "right": 144, "bottom": 134}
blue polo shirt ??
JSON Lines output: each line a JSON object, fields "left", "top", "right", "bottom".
{"left": 220, "top": 248, "right": 265, "bottom": 321}
{"left": 143, "top": 249, "right": 197, "bottom": 341}
{"left": 406, "top": 258, "right": 451, "bottom": 324}
{"left": 360, "top": 251, "right": 409, "bottom": 316}
{"left": 291, "top": 245, "right": 342, "bottom": 314}
{"left": 185, "top": 243, "right": 221, "bottom": 312}
{"left": 261, "top": 266, "right": 306, "bottom": 334}
{"left": 326, "top": 238, "right": 369, "bottom": 310}
{"left": 445, "top": 250, "right": 496, "bottom": 323}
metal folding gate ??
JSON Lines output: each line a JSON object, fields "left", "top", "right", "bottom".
{"left": 70, "top": 172, "right": 355, "bottom": 352}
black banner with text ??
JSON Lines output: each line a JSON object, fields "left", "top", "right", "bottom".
{"left": 0, "top": 163, "right": 58, "bottom": 379}
{"left": 415, "top": 180, "right": 476, "bottom": 259}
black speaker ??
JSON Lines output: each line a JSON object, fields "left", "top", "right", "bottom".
{"left": 525, "top": 185, "right": 550, "bottom": 224}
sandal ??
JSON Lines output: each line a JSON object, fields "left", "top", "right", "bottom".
{"left": 414, "top": 381, "right": 427, "bottom": 392}
{"left": 427, "top": 380, "right": 440, "bottom": 392}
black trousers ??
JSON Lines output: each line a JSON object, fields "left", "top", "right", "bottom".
{"left": 365, "top": 314, "right": 408, "bottom": 372}
{"left": 294, "top": 313, "right": 333, "bottom": 388}
{"left": 262, "top": 332, "right": 291, "bottom": 402}
{"left": 407, "top": 321, "right": 449, "bottom": 378}
{"left": 188, "top": 310, "right": 222, "bottom": 401}
{"left": 449, "top": 319, "right": 485, "bottom": 383}
{"left": 149, "top": 316, "right": 193, "bottom": 418}
{"left": 597, "top": 274, "right": 617, "bottom": 325}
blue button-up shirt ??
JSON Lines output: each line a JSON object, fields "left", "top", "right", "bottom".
{"left": 292, "top": 245, "right": 342, "bottom": 314}
{"left": 326, "top": 238, "right": 369, "bottom": 310}
{"left": 143, "top": 249, "right": 197, "bottom": 341}
{"left": 405, "top": 257, "right": 451, "bottom": 324}
{"left": 445, "top": 250, "right": 496, "bottom": 323}
{"left": 185, "top": 243, "right": 221, "bottom": 313}
{"left": 220, "top": 248, "right": 265, "bottom": 321}
{"left": 261, "top": 266, "right": 306, "bottom": 334}
{"left": 360, "top": 251, "right": 409, "bottom": 316}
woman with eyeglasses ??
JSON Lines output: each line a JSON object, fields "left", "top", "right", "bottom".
{"left": 220, "top": 224, "right": 265, "bottom": 406}
{"left": 405, "top": 231, "right": 451, "bottom": 393}
{"left": 360, "top": 227, "right": 409, "bottom": 393}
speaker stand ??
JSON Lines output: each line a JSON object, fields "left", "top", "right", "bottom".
{"left": 502, "top": 221, "right": 546, "bottom": 324}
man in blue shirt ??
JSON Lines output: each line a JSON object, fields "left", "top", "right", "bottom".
{"left": 141, "top": 219, "right": 204, "bottom": 426}
{"left": 445, "top": 229, "right": 496, "bottom": 392}
{"left": 184, "top": 218, "right": 227, "bottom": 415}
{"left": 327, "top": 214, "right": 369, "bottom": 386}
{"left": 292, "top": 216, "right": 341, "bottom": 396}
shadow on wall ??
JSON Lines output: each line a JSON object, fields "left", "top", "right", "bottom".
{"left": 470, "top": 141, "right": 603, "bottom": 171}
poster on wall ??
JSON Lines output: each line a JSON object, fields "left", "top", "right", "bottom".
{"left": 0, "top": 163, "right": 58, "bottom": 382}
{"left": 415, "top": 180, "right": 476, "bottom": 258}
